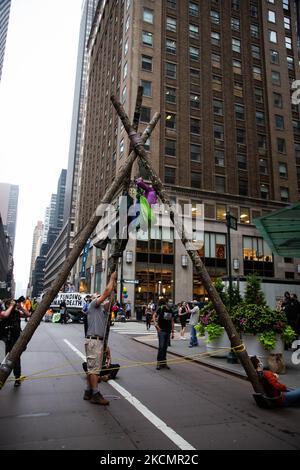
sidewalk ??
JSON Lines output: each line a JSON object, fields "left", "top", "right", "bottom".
{"left": 133, "top": 323, "right": 300, "bottom": 390}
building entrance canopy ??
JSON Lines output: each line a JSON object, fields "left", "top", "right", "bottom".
{"left": 253, "top": 203, "right": 300, "bottom": 257}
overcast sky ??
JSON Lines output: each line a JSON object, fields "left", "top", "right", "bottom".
{"left": 0, "top": 0, "right": 83, "bottom": 296}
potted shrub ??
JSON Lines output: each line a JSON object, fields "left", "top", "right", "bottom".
{"left": 198, "top": 279, "right": 239, "bottom": 358}
{"left": 230, "top": 274, "right": 297, "bottom": 367}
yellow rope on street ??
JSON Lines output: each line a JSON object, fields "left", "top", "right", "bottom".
{"left": 5, "top": 344, "right": 246, "bottom": 385}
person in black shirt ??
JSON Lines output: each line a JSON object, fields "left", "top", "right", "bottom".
{"left": 153, "top": 298, "right": 174, "bottom": 370}
{"left": 0, "top": 297, "right": 30, "bottom": 386}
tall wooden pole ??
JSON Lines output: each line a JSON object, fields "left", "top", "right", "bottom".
{"left": 111, "top": 96, "right": 264, "bottom": 394}
{"left": 0, "top": 112, "right": 160, "bottom": 390}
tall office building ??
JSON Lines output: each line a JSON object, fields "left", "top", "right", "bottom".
{"left": 0, "top": 0, "right": 11, "bottom": 82}
{"left": 76, "top": 0, "right": 300, "bottom": 307}
{"left": 0, "top": 182, "right": 19, "bottom": 253}
{"left": 43, "top": 0, "right": 99, "bottom": 293}
{"left": 27, "top": 220, "right": 44, "bottom": 295}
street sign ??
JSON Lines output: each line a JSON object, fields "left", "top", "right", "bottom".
{"left": 123, "top": 279, "right": 139, "bottom": 284}
{"left": 226, "top": 213, "right": 238, "bottom": 231}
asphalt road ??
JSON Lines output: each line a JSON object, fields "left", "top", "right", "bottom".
{"left": 0, "top": 321, "right": 300, "bottom": 450}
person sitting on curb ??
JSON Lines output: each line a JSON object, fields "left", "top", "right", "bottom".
{"left": 250, "top": 355, "right": 300, "bottom": 407}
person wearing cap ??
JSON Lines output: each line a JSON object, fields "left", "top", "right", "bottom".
{"left": 83, "top": 271, "right": 117, "bottom": 406}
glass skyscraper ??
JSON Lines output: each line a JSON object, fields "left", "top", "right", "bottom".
{"left": 0, "top": 0, "right": 11, "bottom": 81}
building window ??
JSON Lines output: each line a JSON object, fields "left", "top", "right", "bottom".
{"left": 273, "top": 92, "right": 282, "bottom": 108}
{"left": 189, "top": 1, "right": 199, "bottom": 16}
{"left": 141, "top": 55, "right": 153, "bottom": 71}
{"left": 285, "top": 37, "right": 292, "bottom": 50}
{"left": 271, "top": 70, "right": 281, "bottom": 85}
{"left": 268, "top": 10, "right": 276, "bottom": 23}
{"left": 236, "top": 128, "right": 246, "bottom": 144}
{"left": 143, "top": 8, "right": 154, "bottom": 23}
{"left": 256, "top": 111, "right": 265, "bottom": 126}
{"left": 165, "top": 87, "right": 176, "bottom": 103}
{"left": 210, "top": 10, "right": 220, "bottom": 24}
{"left": 165, "top": 167, "right": 176, "bottom": 184}
{"left": 259, "top": 158, "right": 269, "bottom": 175}
{"left": 211, "top": 32, "right": 221, "bottom": 46}
{"left": 279, "top": 162, "right": 288, "bottom": 178}
{"left": 212, "top": 75, "right": 222, "bottom": 91}
{"left": 215, "top": 176, "right": 226, "bottom": 193}
{"left": 277, "top": 138, "right": 286, "bottom": 153}
{"left": 212, "top": 53, "right": 221, "bottom": 68}
{"left": 234, "top": 81, "right": 243, "bottom": 97}
{"left": 165, "top": 112, "right": 176, "bottom": 129}
{"left": 167, "top": 0, "right": 177, "bottom": 8}
{"left": 232, "top": 38, "right": 241, "bottom": 53}
{"left": 165, "top": 139, "right": 176, "bottom": 157}
{"left": 140, "top": 107, "right": 151, "bottom": 122}
{"left": 250, "top": 5, "right": 258, "bottom": 17}
{"left": 235, "top": 104, "right": 245, "bottom": 120}
{"left": 253, "top": 66, "right": 262, "bottom": 80}
{"left": 280, "top": 187, "right": 289, "bottom": 202}
{"left": 189, "top": 24, "right": 199, "bottom": 38}
{"left": 287, "top": 56, "right": 294, "bottom": 70}
{"left": 275, "top": 115, "right": 284, "bottom": 130}
{"left": 190, "top": 93, "right": 200, "bottom": 109}
{"left": 243, "top": 236, "right": 274, "bottom": 277}
{"left": 237, "top": 153, "right": 247, "bottom": 170}
{"left": 216, "top": 204, "right": 226, "bottom": 221}
{"left": 270, "top": 49, "right": 279, "bottom": 64}
{"left": 283, "top": 0, "right": 289, "bottom": 11}
{"left": 166, "top": 39, "right": 176, "bottom": 54}
{"left": 260, "top": 184, "right": 269, "bottom": 199}
{"left": 240, "top": 207, "right": 250, "bottom": 224}
{"left": 254, "top": 87, "right": 263, "bottom": 103}
{"left": 213, "top": 99, "right": 223, "bottom": 116}
{"left": 189, "top": 46, "right": 200, "bottom": 61}
{"left": 142, "top": 31, "right": 153, "bottom": 46}
{"left": 123, "top": 62, "right": 128, "bottom": 79}
{"left": 232, "top": 0, "right": 241, "bottom": 11}
{"left": 233, "top": 58, "right": 242, "bottom": 74}
{"left": 215, "top": 149, "right": 225, "bottom": 167}
{"left": 141, "top": 80, "right": 152, "bottom": 97}
{"left": 214, "top": 124, "right": 224, "bottom": 142}
{"left": 190, "top": 144, "right": 201, "bottom": 162}
{"left": 231, "top": 17, "right": 240, "bottom": 31}
{"left": 190, "top": 118, "right": 201, "bottom": 134}
{"left": 284, "top": 16, "right": 291, "bottom": 30}
{"left": 166, "top": 62, "right": 177, "bottom": 78}
{"left": 269, "top": 30, "right": 277, "bottom": 43}
{"left": 239, "top": 179, "right": 248, "bottom": 196}
{"left": 250, "top": 24, "right": 259, "bottom": 38}
{"left": 119, "top": 139, "right": 124, "bottom": 158}
{"left": 191, "top": 172, "right": 202, "bottom": 188}
{"left": 166, "top": 16, "right": 177, "bottom": 32}
{"left": 251, "top": 45, "right": 261, "bottom": 59}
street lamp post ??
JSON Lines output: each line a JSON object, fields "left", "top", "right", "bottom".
{"left": 226, "top": 211, "right": 238, "bottom": 364}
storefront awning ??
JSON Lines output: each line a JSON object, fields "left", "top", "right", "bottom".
{"left": 253, "top": 203, "right": 300, "bottom": 257}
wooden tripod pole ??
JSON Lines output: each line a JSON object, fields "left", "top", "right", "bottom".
{"left": 111, "top": 95, "right": 264, "bottom": 394}
{"left": 0, "top": 112, "right": 160, "bottom": 390}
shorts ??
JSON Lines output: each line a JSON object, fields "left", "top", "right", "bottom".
{"left": 85, "top": 338, "right": 104, "bottom": 374}
{"left": 179, "top": 314, "right": 187, "bottom": 328}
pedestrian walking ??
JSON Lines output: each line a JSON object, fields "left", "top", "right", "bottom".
{"left": 83, "top": 271, "right": 117, "bottom": 406}
{"left": 178, "top": 301, "right": 190, "bottom": 340}
{"left": 153, "top": 298, "right": 174, "bottom": 370}
{"left": 145, "top": 302, "right": 153, "bottom": 330}
{"left": 189, "top": 301, "right": 200, "bottom": 348}
{"left": 24, "top": 296, "right": 31, "bottom": 322}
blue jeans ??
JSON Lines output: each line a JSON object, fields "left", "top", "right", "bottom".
{"left": 283, "top": 388, "right": 300, "bottom": 407}
{"left": 189, "top": 326, "right": 198, "bottom": 347}
{"left": 157, "top": 330, "right": 170, "bottom": 365}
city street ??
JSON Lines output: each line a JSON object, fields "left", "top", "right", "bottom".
{"left": 0, "top": 320, "right": 300, "bottom": 450}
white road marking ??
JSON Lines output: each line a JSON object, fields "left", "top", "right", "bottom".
{"left": 63, "top": 338, "right": 196, "bottom": 451}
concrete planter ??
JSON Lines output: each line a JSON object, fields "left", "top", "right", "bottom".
{"left": 205, "top": 328, "right": 231, "bottom": 358}
{"left": 242, "top": 333, "right": 284, "bottom": 368}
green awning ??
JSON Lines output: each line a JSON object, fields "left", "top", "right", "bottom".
{"left": 253, "top": 203, "right": 300, "bottom": 257}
